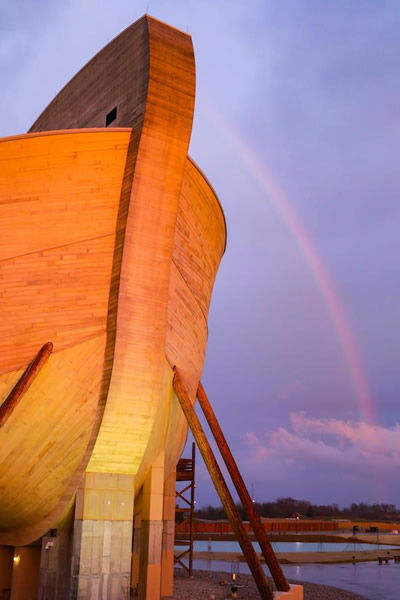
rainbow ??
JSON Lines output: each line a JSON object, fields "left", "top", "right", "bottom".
{"left": 206, "top": 109, "right": 375, "bottom": 424}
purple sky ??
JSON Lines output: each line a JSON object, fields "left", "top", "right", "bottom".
{"left": 2, "top": 0, "right": 400, "bottom": 509}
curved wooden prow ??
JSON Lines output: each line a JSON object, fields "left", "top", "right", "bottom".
{"left": 0, "top": 342, "right": 53, "bottom": 427}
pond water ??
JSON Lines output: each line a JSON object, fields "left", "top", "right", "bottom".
{"left": 193, "top": 540, "right": 399, "bottom": 553}
{"left": 192, "top": 559, "right": 400, "bottom": 600}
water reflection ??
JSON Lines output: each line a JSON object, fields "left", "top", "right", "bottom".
{"left": 193, "top": 559, "right": 400, "bottom": 600}
{"left": 193, "top": 540, "right": 398, "bottom": 552}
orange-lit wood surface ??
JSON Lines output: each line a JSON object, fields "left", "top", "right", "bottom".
{"left": 0, "top": 129, "right": 130, "bottom": 543}
{"left": 0, "top": 16, "right": 226, "bottom": 546}
{"left": 0, "top": 129, "right": 129, "bottom": 373}
{"left": 86, "top": 17, "right": 197, "bottom": 481}
{"left": 0, "top": 342, "right": 53, "bottom": 427}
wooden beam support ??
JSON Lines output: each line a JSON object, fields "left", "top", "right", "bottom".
{"left": 197, "top": 381, "right": 290, "bottom": 592}
{"left": 0, "top": 342, "right": 53, "bottom": 427}
{"left": 173, "top": 368, "right": 273, "bottom": 600}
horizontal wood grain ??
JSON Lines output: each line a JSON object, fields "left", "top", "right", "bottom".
{"left": 0, "top": 130, "right": 130, "bottom": 261}
{"left": 0, "top": 131, "right": 129, "bottom": 375}
{"left": 0, "top": 335, "right": 106, "bottom": 530}
{"left": 0, "top": 16, "right": 226, "bottom": 545}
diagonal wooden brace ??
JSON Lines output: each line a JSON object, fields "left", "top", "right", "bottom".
{"left": 197, "top": 381, "right": 290, "bottom": 592}
{"left": 0, "top": 342, "right": 53, "bottom": 427}
{"left": 173, "top": 368, "right": 273, "bottom": 600}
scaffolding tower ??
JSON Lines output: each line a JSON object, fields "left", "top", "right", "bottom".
{"left": 174, "top": 442, "right": 196, "bottom": 576}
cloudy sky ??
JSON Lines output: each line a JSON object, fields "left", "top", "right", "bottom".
{"left": 2, "top": 0, "right": 400, "bottom": 509}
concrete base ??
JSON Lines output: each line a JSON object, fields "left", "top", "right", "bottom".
{"left": 160, "top": 470, "right": 175, "bottom": 597}
{"left": 274, "top": 584, "right": 303, "bottom": 599}
{"left": 71, "top": 519, "right": 132, "bottom": 599}
{"left": 136, "top": 453, "right": 165, "bottom": 600}
{"left": 66, "top": 473, "right": 134, "bottom": 599}
{"left": 5, "top": 464, "right": 179, "bottom": 600}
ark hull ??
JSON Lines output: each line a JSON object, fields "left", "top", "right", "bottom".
{"left": 0, "top": 15, "right": 225, "bottom": 599}
{"left": 0, "top": 129, "right": 225, "bottom": 540}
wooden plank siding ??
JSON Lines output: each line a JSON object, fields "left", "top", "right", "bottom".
{"left": 0, "top": 16, "right": 226, "bottom": 545}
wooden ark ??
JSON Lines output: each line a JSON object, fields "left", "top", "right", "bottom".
{"left": 0, "top": 16, "right": 226, "bottom": 599}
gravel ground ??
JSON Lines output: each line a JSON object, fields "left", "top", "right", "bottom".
{"left": 170, "top": 569, "right": 368, "bottom": 600}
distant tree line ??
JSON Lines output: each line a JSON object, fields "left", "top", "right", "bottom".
{"left": 194, "top": 497, "right": 400, "bottom": 521}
